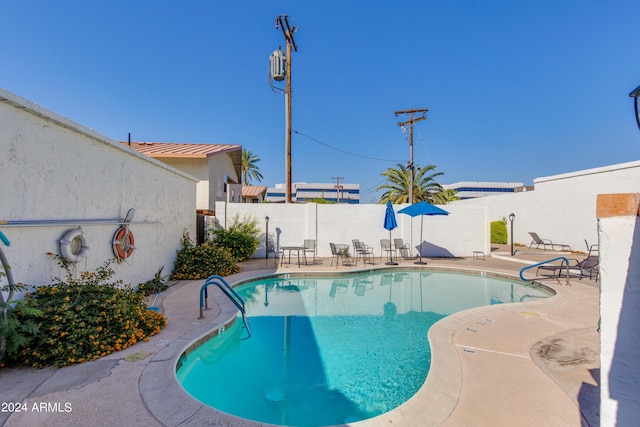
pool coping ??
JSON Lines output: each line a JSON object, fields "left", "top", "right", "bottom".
{"left": 139, "top": 265, "right": 564, "bottom": 427}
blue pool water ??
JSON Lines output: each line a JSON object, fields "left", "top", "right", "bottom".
{"left": 177, "top": 270, "right": 552, "bottom": 427}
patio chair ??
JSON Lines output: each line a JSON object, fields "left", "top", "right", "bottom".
{"left": 380, "top": 273, "right": 393, "bottom": 287}
{"left": 380, "top": 239, "right": 395, "bottom": 262}
{"left": 352, "top": 239, "right": 375, "bottom": 265}
{"left": 394, "top": 238, "right": 412, "bottom": 259}
{"left": 329, "top": 279, "right": 349, "bottom": 297}
{"left": 265, "top": 239, "right": 283, "bottom": 266}
{"left": 353, "top": 277, "right": 374, "bottom": 296}
{"left": 537, "top": 255, "right": 599, "bottom": 280}
{"left": 303, "top": 239, "right": 316, "bottom": 263}
{"left": 528, "top": 232, "right": 571, "bottom": 251}
{"left": 330, "top": 243, "right": 351, "bottom": 268}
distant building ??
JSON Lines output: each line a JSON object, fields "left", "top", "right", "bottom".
{"left": 266, "top": 182, "right": 360, "bottom": 204}
{"left": 443, "top": 181, "right": 529, "bottom": 200}
{"left": 241, "top": 185, "right": 268, "bottom": 203}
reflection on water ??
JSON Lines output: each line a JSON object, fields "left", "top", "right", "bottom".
{"left": 240, "top": 271, "right": 552, "bottom": 318}
{"left": 178, "top": 271, "right": 552, "bottom": 427}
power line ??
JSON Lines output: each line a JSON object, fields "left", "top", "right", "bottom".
{"left": 293, "top": 130, "right": 405, "bottom": 162}
{"left": 359, "top": 177, "right": 389, "bottom": 197}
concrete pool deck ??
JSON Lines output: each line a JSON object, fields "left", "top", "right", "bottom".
{"left": 0, "top": 245, "right": 600, "bottom": 426}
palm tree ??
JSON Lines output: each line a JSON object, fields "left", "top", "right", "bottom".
{"left": 377, "top": 163, "right": 445, "bottom": 204}
{"left": 241, "top": 149, "right": 263, "bottom": 185}
{"left": 431, "top": 188, "right": 460, "bottom": 204}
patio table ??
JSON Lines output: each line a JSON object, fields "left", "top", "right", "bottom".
{"left": 280, "top": 246, "right": 307, "bottom": 267}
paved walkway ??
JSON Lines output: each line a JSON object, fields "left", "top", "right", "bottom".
{"left": 0, "top": 246, "right": 600, "bottom": 426}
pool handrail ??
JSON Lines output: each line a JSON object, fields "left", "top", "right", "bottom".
{"left": 199, "top": 275, "right": 252, "bottom": 339}
{"left": 519, "top": 257, "right": 570, "bottom": 285}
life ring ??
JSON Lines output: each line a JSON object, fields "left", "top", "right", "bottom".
{"left": 112, "top": 226, "right": 135, "bottom": 260}
{"left": 59, "top": 228, "right": 90, "bottom": 263}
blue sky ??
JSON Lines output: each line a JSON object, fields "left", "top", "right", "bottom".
{"left": 2, "top": 1, "right": 639, "bottom": 202}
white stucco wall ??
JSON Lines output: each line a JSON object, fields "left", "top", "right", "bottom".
{"left": 214, "top": 201, "right": 489, "bottom": 259}
{"left": 0, "top": 89, "right": 197, "bottom": 289}
{"left": 598, "top": 199, "right": 640, "bottom": 426}
{"left": 456, "top": 161, "right": 640, "bottom": 253}
{"left": 218, "top": 158, "right": 640, "bottom": 258}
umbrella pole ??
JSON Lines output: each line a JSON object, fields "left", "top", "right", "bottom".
{"left": 386, "top": 229, "right": 398, "bottom": 265}
{"left": 415, "top": 215, "right": 426, "bottom": 265}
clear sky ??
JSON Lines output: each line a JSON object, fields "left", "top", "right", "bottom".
{"left": 2, "top": 1, "right": 639, "bottom": 202}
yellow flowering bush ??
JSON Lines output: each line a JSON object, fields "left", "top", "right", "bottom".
{"left": 9, "top": 256, "right": 166, "bottom": 368}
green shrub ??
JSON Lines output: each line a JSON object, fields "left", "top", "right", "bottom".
{"left": 491, "top": 219, "right": 508, "bottom": 244}
{"left": 1, "top": 283, "right": 42, "bottom": 367}
{"left": 8, "top": 256, "right": 166, "bottom": 368}
{"left": 137, "top": 266, "right": 168, "bottom": 296}
{"left": 210, "top": 215, "right": 260, "bottom": 262}
{"left": 171, "top": 232, "right": 240, "bottom": 280}
{"left": 305, "top": 198, "right": 335, "bottom": 204}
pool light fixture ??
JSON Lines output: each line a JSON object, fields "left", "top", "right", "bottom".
{"left": 509, "top": 213, "right": 516, "bottom": 256}
{"left": 630, "top": 84, "right": 640, "bottom": 133}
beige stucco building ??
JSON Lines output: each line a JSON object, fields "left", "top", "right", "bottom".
{"left": 124, "top": 142, "right": 242, "bottom": 214}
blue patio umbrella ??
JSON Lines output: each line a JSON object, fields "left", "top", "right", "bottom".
{"left": 383, "top": 200, "right": 398, "bottom": 265}
{"left": 398, "top": 201, "right": 449, "bottom": 264}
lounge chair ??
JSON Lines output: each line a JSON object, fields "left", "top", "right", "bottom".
{"left": 394, "top": 238, "right": 412, "bottom": 259}
{"left": 537, "top": 255, "right": 599, "bottom": 280}
{"left": 352, "top": 239, "right": 375, "bottom": 265}
{"left": 303, "top": 239, "right": 316, "bottom": 263}
{"left": 585, "top": 239, "right": 598, "bottom": 254}
{"left": 528, "top": 232, "right": 571, "bottom": 251}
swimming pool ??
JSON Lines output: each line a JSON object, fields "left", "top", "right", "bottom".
{"left": 176, "top": 270, "right": 552, "bottom": 427}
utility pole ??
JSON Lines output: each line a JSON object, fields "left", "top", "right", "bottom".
{"left": 394, "top": 108, "right": 428, "bottom": 204}
{"left": 276, "top": 15, "right": 298, "bottom": 203}
{"left": 332, "top": 176, "right": 344, "bottom": 203}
